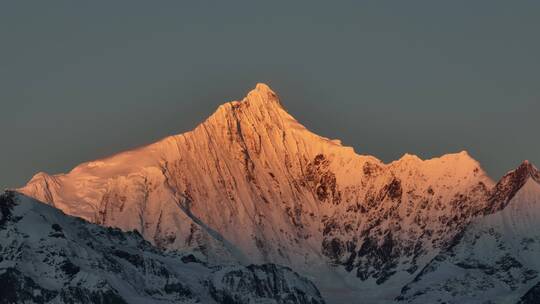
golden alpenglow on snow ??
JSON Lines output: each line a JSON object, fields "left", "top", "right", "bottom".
{"left": 16, "top": 84, "right": 539, "bottom": 303}
{"left": 3, "top": 2, "right": 539, "bottom": 303}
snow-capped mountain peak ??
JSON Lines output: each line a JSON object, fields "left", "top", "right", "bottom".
{"left": 206, "top": 83, "right": 286, "bottom": 127}
{"left": 18, "top": 84, "right": 502, "bottom": 303}
{"left": 246, "top": 82, "right": 282, "bottom": 105}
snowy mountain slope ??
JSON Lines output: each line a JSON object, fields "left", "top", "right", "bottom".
{"left": 19, "top": 83, "right": 495, "bottom": 302}
{"left": 397, "top": 161, "right": 540, "bottom": 304}
{"left": 0, "top": 190, "right": 325, "bottom": 304}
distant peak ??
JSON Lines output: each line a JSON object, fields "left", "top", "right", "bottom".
{"left": 400, "top": 153, "right": 422, "bottom": 162}
{"left": 485, "top": 160, "right": 540, "bottom": 214}
{"left": 516, "top": 160, "right": 539, "bottom": 180}
{"left": 390, "top": 151, "right": 484, "bottom": 170}
{"left": 199, "top": 83, "right": 295, "bottom": 134}
{"left": 430, "top": 150, "right": 481, "bottom": 166}
{"left": 28, "top": 172, "right": 51, "bottom": 183}
{"left": 502, "top": 160, "right": 538, "bottom": 178}
{"left": 254, "top": 82, "right": 274, "bottom": 93}
{"left": 444, "top": 150, "right": 473, "bottom": 160}
{"left": 458, "top": 150, "right": 470, "bottom": 156}
{"left": 243, "top": 83, "right": 282, "bottom": 108}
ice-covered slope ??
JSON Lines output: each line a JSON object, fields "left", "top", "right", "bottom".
{"left": 397, "top": 161, "right": 540, "bottom": 303}
{"left": 19, "top": 83, "right": 495, "bottom": 302}
{"left": 0, "top": 190, "right": 325, "bottom": 304}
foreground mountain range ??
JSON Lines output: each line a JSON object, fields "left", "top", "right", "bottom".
{"left": 0, "top": 191, "right": 325, "bottom": 304}
{"left": 13, "top": 84, "right": 540, "bottom": 303}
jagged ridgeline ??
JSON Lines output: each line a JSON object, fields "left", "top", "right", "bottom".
{"left": 398, "top": 162, "right": 540, "bottom": 303}
{"left": 16, "top": 84, "right": 540, "bottom": 303}
{"left": 0, "top": 191, "right": 325, "bottom": 304}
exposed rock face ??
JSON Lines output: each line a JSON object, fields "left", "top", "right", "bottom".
{"left": 19, "top": 84, "right": 496, "bottom": 301}
{"left": 397, "top": 162, "right": 540, "bottom": 303}
{"left": 209, "top": 264, "right": 324, "bottom": 304}
{"left": 0, "top": 191, "right": 325, "bottom": 304}
{"left": 485, "top": 160, "right": 540, "bottom": 213}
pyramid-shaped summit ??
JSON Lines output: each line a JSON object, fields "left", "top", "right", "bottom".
{"left": 198, "top": 83, "right": 302, "bottom": 138}
{"left": 20, "top": 83, "right": 500, "bottom": 302}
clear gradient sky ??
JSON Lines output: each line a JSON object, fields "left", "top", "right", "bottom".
{"left": 1, "top": 1, "right": 539, "bottom": 189}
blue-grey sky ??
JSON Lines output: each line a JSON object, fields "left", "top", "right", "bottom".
{"left": 1, "top": 1, "right": 539, "bottom": 189}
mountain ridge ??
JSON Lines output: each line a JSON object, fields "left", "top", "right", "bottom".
{"left": 24, "top": 83, "right": 493, "bottom": 184}
{"left": 18, "top": 83, "right": 533, "bottom": 303}
{"left": 398, "top": 160, "right": 540, "bottom": 303}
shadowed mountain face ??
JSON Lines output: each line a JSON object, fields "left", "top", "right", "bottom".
{"left": 0, "top": 191, "right": 325, "bottom": 304}
{"left": 398, "top": 162, "right": 540, "bottom": 304}
{"left": 18, "top": 84, "right": 536, "bottom": 303}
